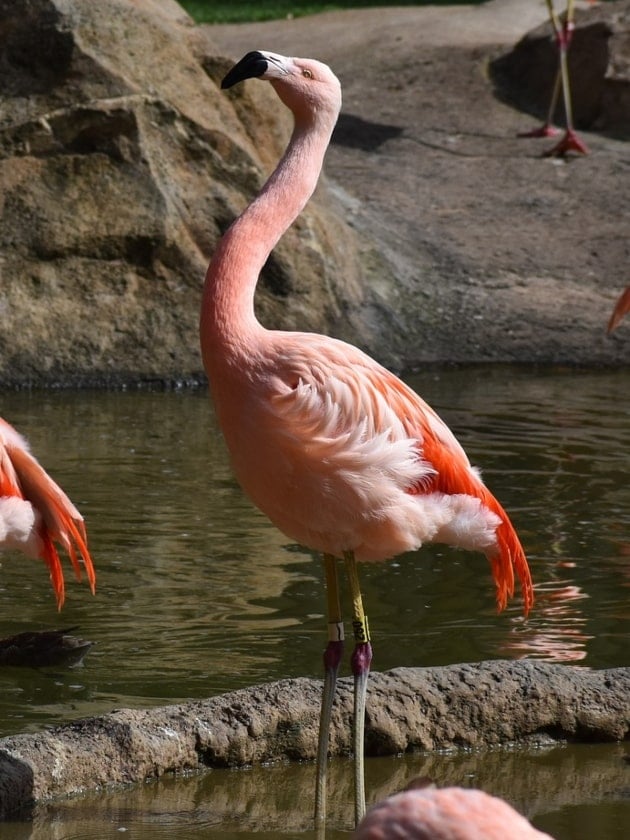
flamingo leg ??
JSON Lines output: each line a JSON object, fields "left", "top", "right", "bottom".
{"left": 517, "top": 67, "right": 561, "bottom": 138}
{"left": 543, "top": 0, "right": 589, "bottom": 156}
{"left": 314, "top": 553, "right": 344, "bottom": 826}
{"left": 344, "top": 550, "right": 372, "bottom": 826}
{"left": 545, "top": 68, "right": 563, "bottom": 131}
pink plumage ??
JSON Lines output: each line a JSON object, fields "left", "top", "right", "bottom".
{"left": 201, "top": 53, "right": 533, "bottom": 614}
{"left": 354, "top": 786, "right": 554, "bottom": 840}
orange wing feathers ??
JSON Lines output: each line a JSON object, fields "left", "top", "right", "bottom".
{"left": 372, "top": 370, "right": 533, "bottom": 615}
{"left": 607, "top": 285, "right": 630, "bottom": 333}
{"left": 0, "top": 418, "right": 95, "bottom": 609}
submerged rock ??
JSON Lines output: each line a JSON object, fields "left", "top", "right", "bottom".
{"left": 0, "top": 627, "right": 93, "bottom": 668}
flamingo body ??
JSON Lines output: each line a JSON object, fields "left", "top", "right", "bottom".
{"left": 207, "top": 328, "right": 529, "bottom": 608}
{"left": 0, "top": 417, "right": 95, "bottom": 609}
{"left": 202, "top": 51, "right": 532, "bottom": 613}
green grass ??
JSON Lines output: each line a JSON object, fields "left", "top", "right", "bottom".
{"left": 179, "top": 1, "right": 484, "bottom": 25}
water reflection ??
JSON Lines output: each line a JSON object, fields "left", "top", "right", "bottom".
{"left": 503, "top": 580, "right": 592, "bottom": 663}
{"left": 2, "top": 743, "right": 629, "bottom": 839}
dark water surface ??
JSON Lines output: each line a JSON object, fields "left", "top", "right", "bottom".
{"left": 1, "top": 365, "right": 629, "bottom": 837}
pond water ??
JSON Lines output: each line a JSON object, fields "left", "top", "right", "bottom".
{"left": 0, "top": 365, "right": 629, "bottom": 838}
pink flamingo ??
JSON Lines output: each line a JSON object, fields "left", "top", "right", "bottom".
{"left": 354, "top": 784, "right": 554, "bottom": 839}
{"left": 519, "top": 0, "right": 590, "bottom": 156}
{"left": 607, "top": 286, "right": 630, "bottom": 333}
{"left": 0, "top": 417, "right": 95, "bottom": 609}
{"left": 201, "top": 50, "right": 534, "bottom": 827}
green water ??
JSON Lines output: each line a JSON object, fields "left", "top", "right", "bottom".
{"left": 0, "top": 365, "right": 629, "bottom": 837}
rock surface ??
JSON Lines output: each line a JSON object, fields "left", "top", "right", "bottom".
{"left": 0, "top": 660, "right": 628, "bottom": 815}
{"left": 0, "top": 0, "right": 629, "bottom": 389}
{"left": 0, "top": 0, "right": 364, "bottom": 387}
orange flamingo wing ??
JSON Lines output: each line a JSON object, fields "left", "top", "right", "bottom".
{"left": 364, "top": 366, "right": 533, "bottom": 615}
{"left": 0, "top": 418, "right": 95, "bottom": 609}
{"left": 607, "top": 285, "right": 630, "bottom": 333}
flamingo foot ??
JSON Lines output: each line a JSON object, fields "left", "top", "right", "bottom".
{"left": 543, "top": 128, "right": 590, "bottom": 157}
{"left": 517, "top": 123, "right": 561, "bottom": 139}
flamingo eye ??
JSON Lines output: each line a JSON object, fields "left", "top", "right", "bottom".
{"left": 302, "top": 68, "right": 313, "bottom": 79}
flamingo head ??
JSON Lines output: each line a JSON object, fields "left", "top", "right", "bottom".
{"left": 221, "top": 50, "right": 341, "bottom": 124}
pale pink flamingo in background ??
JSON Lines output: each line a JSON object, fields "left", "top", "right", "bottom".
{"left": 0, "top": 417, "right": 95, "bottom": 609}
{"left": 519, "top": 0, "right": 590, "bottom": 156}
{"left": 354, "top": 783, "right": 554, "bottom": 839}
{"left": 201, "top": 50, "right": 534, "bottom": 828}
{"left": 607, "top": 286, "right": 630, "bottom": 333}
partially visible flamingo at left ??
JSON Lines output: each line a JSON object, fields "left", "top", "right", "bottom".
{"left": 0, "top": 417, "right": 95, "bottom": 609}
{"left": 607, "top": 285, "right": 630, "bottom": 333}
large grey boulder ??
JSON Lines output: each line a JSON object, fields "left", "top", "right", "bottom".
{"left": 0, "top": 0, "right": 366, "bottom": 387}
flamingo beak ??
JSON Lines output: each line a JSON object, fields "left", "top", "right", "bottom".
{"left": 221, "top": 51, "right": 269, "bottom": 88}
{"left": 221, "top": 51, "right": 289, "bottom": 89}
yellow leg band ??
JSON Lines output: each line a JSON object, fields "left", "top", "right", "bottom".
{"left": 343, "top": 551, "right": 371, "bottom": 643}
{"left": 352, "top": 615, "right": 370, "bottom": 644}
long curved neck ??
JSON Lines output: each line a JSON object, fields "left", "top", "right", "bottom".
{"left": 200, "top": 109, "right": 336, "bottom": 369}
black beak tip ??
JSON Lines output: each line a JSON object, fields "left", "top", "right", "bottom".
{"left": 221, "top": 50, "right": 268, "bottom": 89}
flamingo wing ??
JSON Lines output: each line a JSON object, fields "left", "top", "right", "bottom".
{"left": 607, "top": 285, "right": 630, "bottom": 333}
{"left": 0, "top": 418, "right": 95, "bottom": 609}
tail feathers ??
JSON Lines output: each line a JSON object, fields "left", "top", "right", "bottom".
{"left": 418, "top": 417, "right": 533, "bottom": 616}
{"left": 4, "top": 435, "right": 95, "bottom": 610}
{"left": 485, "top": 494, "right": 534, "bottom": 616}
{"left": 431, "top": 455, "right": 534, "bottom": 617}
{"left": 40, "top": 511, "right": 95, "bottom": 611}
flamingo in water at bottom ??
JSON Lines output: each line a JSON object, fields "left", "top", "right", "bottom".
{"left": 354, "top": 784, "right": 553, "bottom": 839}
{"left": 201, "top": 51, "right": 534, "bottom": 827}
{"left": 0, "top": 417, "right": 95, "bottom": 609}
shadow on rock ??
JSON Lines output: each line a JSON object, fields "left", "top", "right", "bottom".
{"left": 332, "top": 113, "right": 404, "bottom": 152}
{"left": 490, "top": 0, "right": 630, "bottom": 139}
